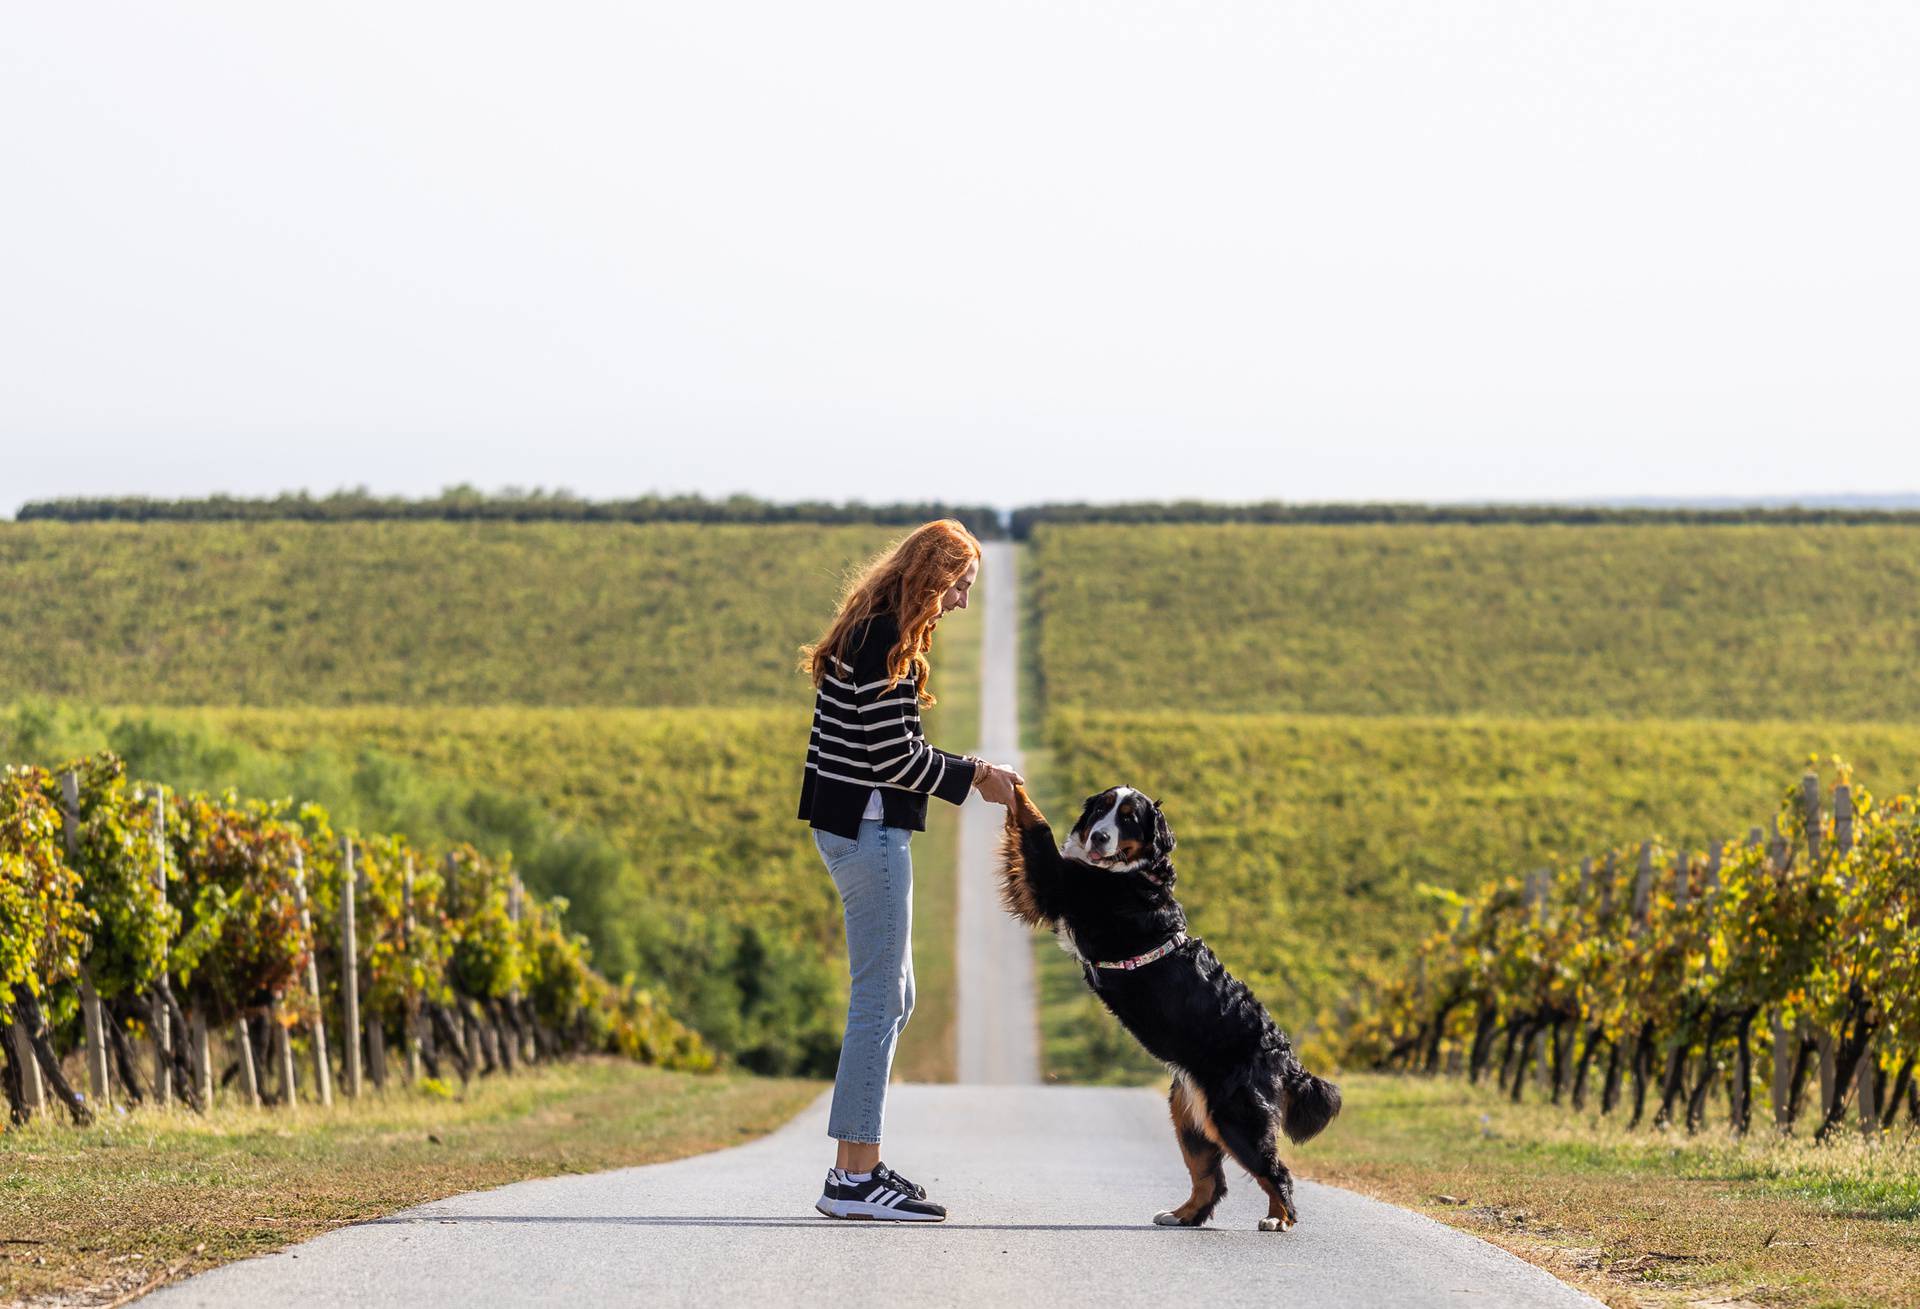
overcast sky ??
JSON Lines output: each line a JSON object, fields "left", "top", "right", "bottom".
{"left": 3, "top": 2, "right": 1916, "bottom": 515}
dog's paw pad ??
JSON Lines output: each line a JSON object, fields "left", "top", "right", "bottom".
{"left": 1258, "top": 1216, "right": 1293, "bottom": 1232}
{"left": 1152, "top": 1211, "right": 1187, "bottom": 1227}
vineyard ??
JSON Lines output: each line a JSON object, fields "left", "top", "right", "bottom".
{"left": 1, "top": 750, "right": 708, "bottom": 1128}
{"left": 1022, "top": 522, "right": 1920, "bottom": 1087}
{"left": 0, "top": 702, "right": 855, "bottom": 1077}
{"left": 1351, "top": 762, "right": 1920, "bottom": 1138}
{"left": 0, "top": 520, "right": 974, "bottom": 1079}
{"left": 1026, "top": 522, "right": 1920, "bottom": 720}
{"left": 0, "top": 521, "right": 903, "bottom": 707}
{"left": 1029, "top": 708, "right": 1920, "bottom": 1075}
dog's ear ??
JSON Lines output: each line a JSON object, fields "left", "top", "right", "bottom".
{"left": 1149, "top": 797, "right": 1176, "bottom": 862}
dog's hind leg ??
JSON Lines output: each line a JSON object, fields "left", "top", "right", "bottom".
{"left": 1209, "top": 1086, "right": 1300, "bottom": 1232}
{"left": 1153, "top": 1076, "right": 1228, "bottom": 1228}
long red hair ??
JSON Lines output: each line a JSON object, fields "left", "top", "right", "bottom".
{"left": 800, "top": 519, "right": 982, "bottom": 707}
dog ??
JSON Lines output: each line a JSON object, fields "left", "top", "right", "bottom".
{"left": 998, "top": 783, "right": 1341, "bottom": 1231}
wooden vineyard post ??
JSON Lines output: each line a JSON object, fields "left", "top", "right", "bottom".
{"left": 339, "top": 837, "right": 363, "bottom": 1099}
{"left": 272, "top": 1003, "right": 298, "bottom": 1106}
{"left": 60, "top": 770, "right": 112, "bottom": 1112}
{"left": 189, "top": 1010, "right": 212, "bottom": 1109}
{"left": 1631, "top": 842, "right": 1654, "bottom": 936}
{"left": 1802, "top": 775, "right": 1836, "bottom": 1119}
{"left": 8, "top": 1021, "right": 46, "bottom": 1116}
{"left": 1833, "top": 784, "right": 1877, "bottom": 1134}
{"left": 291, "top": 851, "right": 334, "bottom": 1107}
{"left": 235, "top": 1016, "right": 262, "bottom": 1108}
{"left": 1445, "top": 905, "right": 1471, "bottom": 1074}
{"left": 1517, "top": 871, "right": 1551, "bottom": 1090}
{"left": 368, "top": 1015, "right": 388, "bottom": 1092}
{"left": 444, "top": 852, "right": 482, "bottom": 1073}
{"left": 1752, "top": 825, "right": 1794, "bottom": 1131}
{"left": 150, "top": 788, "right": 173, "bottom": 1108}
{"left": 1666, "top": 851, "right": 1694, "bottom": 1126}
{"left": 403, "top": 856, "right": 422, "bottom": 1084}
{"left": 508, "top": 876, "right": 529, "bottom": 1065}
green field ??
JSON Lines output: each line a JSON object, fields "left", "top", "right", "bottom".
{"left": 0, "top": 521, "right": 901, "bottom": 707}
{"left": 1, "top": 517, "right": 989, "bottom": 1078}
{"left": 1030, "top": 708, "right": 1920, "bottom": 1079}
{"left": 1023, "top": 522, "right": 1920, "bottom": 1082}
{"left": 1, "top": 521, "right": 994, "bottom": 1077}
{"left": 1028, "top": 523, "right": 1920, "bottom": 720}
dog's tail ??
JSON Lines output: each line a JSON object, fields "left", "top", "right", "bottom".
{"left": 1279, "top": 1064, "right": 1342, "bottom": 1144}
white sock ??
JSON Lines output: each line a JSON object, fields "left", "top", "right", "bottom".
{"left": 840, "top": 1168, "right": 873, "bottom": 1184}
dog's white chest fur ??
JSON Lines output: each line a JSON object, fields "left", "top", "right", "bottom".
{"left": 1055, "top": 923, "right": 1086, "bottom": 963}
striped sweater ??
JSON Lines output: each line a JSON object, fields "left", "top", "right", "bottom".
{"left": 797, "top": 610, "right": 975, "bottom": 839}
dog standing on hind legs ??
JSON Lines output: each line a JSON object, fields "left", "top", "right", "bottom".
{"left": 998, "top": 782, "right": 1342, "bottom": 1231}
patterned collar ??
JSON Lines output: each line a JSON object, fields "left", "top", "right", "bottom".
{"left": 1091, "top": 932, "right": 1188, "bottom": 971}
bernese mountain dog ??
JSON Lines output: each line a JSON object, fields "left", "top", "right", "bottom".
{"left": 999, "top": 783, "right": 1341, "bottom": 1231}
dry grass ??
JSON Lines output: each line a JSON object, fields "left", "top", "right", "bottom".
{"left": 0, "top": 1060, "right": 819, "bottom": 1306}
{"left": 1295, "top": 1074, "right": 1920, "bottom": 1309}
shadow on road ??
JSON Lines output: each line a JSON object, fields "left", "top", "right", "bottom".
{"left": 365, "top": 1214, "right": 1215, "bottom": 1234}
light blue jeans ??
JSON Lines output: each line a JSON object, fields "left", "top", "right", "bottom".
{"left": 813, "top": 818, "right": 915, "bottom": 1144}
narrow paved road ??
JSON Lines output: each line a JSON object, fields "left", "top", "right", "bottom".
{"left": 150, "top": 1085, "right": 1599, "bottom": 1308}
{"left": 955, "top": 539, "right": 1039, "bottom": 1084}
{"left": 148, "top": 537, "right": 1599, "bottom": 1307}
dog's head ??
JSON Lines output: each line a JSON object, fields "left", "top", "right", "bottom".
{"left": 1062, "top": 786, "right": 1175, "bottom": 873}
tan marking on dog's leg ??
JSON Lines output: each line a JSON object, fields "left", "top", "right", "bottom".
{"left": 1154, "top": 1078, "right": 1227, "bottom": 1227}
{"left": 1178, "top": 1075, "right": 1225, "bottom": 1146}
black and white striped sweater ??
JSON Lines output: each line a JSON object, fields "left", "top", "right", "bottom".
{"left": 797, "top": 610, "right": 975, "bottom": 839}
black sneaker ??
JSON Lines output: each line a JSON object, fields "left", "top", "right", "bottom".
{"left": 815, "top": 1163, "right": 947, "bottom": 1222}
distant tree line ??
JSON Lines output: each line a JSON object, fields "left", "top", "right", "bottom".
{"left": 19, "top": 490, "right": 1920, "bottom": 537}
{"left": 1008, "top": 500, "right": 1920, "bottom": 536}
{"left": 16, "top": 487, "right": 1009, "bottom": 540}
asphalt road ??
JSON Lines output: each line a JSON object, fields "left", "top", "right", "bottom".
{"left": 149, "top": 1084, "right": 1598, "bottom": 1308}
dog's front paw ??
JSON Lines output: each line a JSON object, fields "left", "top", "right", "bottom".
{"left": 1251, "top": 1197, "right": 1297, "bottom": 1228}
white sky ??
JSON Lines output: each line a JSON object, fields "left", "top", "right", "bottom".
{"left": 3, "top": 2, "right": 1917, "bottom": 515}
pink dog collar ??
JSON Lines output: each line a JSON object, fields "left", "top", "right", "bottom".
{"left": 1093, "top": 932, "right": 1188, "bottom": 971}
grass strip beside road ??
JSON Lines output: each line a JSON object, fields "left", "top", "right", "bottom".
{"left": 1298, "top": 1074, "right": 1920, "bottom": 1309}
{"left": 0, "top": 1061, "right": 819, "bottom": 1306}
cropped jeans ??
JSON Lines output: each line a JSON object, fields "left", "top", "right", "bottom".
{"left": 813, "top": 818, "right": 915, "bottom": 1144}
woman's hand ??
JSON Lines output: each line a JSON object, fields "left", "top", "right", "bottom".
{"left": 970, "top": 758, "right": 1026, "bottom": 807}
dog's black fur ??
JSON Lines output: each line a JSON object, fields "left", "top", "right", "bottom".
{"left": 999, "top": 784, "right": 1341, "bottom": 1231}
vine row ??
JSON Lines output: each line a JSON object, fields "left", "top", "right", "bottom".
{"left": 1, "top": 752, "right": 709, "bottom": 1127}
{"left": 1350, "top": 760, "right": 1920, "bottom": 1139}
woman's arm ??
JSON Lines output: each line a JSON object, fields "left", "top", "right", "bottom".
{"left": 846, "top": 614, "right": 975, "bottom": 807}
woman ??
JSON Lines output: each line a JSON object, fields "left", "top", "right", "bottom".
{"left": 797, "top": 518, "right": 1024, "bottom": 1222}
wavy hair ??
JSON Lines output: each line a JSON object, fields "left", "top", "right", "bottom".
{"left": 799, "top": 519, "right": 982, "bottom": 707}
